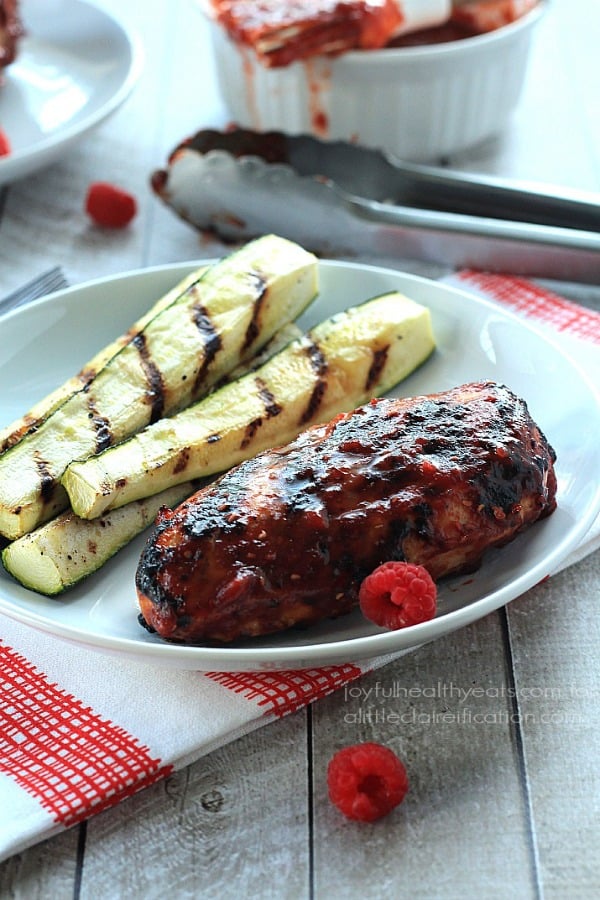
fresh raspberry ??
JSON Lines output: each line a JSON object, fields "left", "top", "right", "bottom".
{"left": 85, "top": 182, "right": 137, "bottom": 228}
{"left": 327, "top": 742, "right": 409, "bottom": 822}
{"left": 0, "top": 129, "right": 11, "bottom": 157}
{"left": 359, "top": 561, "right": 437, "bottom": 630}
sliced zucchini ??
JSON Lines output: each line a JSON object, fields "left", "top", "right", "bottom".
{"left": 0, "top": 270, "right": 205, "bottom": 454}
{"left": 63, "top": 291, "right": 436, "bottom": 519}
{"left": 226, "top": 321, "right": 302, "bottom": 380}
{"left": 0, "top": 235, "right": 318, "bottom": 540}
{"left": 0, "top": 328, "right": 305, "bottom": 598}
{"left": 1, "top": 482, "right": 196, "bottom": 596}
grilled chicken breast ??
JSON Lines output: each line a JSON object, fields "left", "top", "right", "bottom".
{"left": 136, "top": 381, "right": 557, "bottom": 644}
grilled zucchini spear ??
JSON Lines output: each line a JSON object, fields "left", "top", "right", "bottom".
{"left": 1, "top": 326, "right": 303, "bottom": 596}
{"left": 0, "top": 270, "right": 205, "bottom": 454}
{"left": 0, "top": 235, "right": 319, "bottom": 540}
{"left": 1, "top": 482, "right": 198, "bottom": 596}
{"left": 63, "top": 291, "right": 436, "bottom": 520}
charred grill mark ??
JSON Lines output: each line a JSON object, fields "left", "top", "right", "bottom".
{"left": 11, "top": 384, "right": 142, "bottom": 452}
{"left": 1, "top": 414, "right": 39, "bottom": 452}
{"left": 123, "top": 324, "right": 140, "bottom": 343}
{"left": 301, "top": 381, "right": 327, "bottom": 426}
{"left": 173, "top": 447, "right": 191, "bottom": 475}
{"left": 255, "top": 376, "right": 282, "bottom": 418}
{"left": 366, "top": 346, "right": 389, "bottom": 391}
{"left": 86, "top": 395, "right": 112, "bottom": 453}
{"left": 241, "top": 418, "right": 263, "bottom": 449}
{"left": 240, "top": 377, "right": 282, "bottom": 449}
{"left": 242, "top": 271, "right": 268, "bottom": 351}
{"left": 135, "top": 539, "right": 181, "bottom": 609}
{"left": 420, "top": 437, "right": 448, "bottom": 454}
{"left": 133, "top": 333, "right": 165, "bottom": 423}
{"left": 476, "top": 453, "right": 531, "bottom": 518}
{"left": 77, "top": 366, "right": 99, "bottom": 387}
{"left": 300, "top": 340, "right": 328, "bottom": 425}
{"left": 76, "top": 326, "right": 160, "bottom": 403}
{"left": 192, "top": 303, "right": 222, "bottom": 396}
{"left": 33, "top": 451, "right": 56, "bottom": 503}
{"left": 307, "top": 340, "right": 328, "bottom": 377}
{"left": 411, "top": 502, "right": 434, "bottom": 538}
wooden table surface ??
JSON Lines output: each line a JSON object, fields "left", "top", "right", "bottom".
{"left": 1, "top": 1, "right": 599, "bottom": 897}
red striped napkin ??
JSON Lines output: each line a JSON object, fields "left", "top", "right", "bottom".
{"left": 1, "top": 271, "right": 599, "bottom": 862}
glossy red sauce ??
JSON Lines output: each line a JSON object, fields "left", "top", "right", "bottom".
{"left": 388, "top": 21, "right": 479, "bottom": 47}
{"left": 209, "top": 0, "right": 404, "bottom": 67}
{"left": 209, "top": 1, "right": 539, "bottom": 67}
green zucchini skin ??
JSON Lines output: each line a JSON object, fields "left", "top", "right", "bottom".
{"left": 0, "top": 236, "right": 318, "bottom": 540}
{"left": 63, "top": 291, "right": 436, "bottom": 520}
{"left": 1, "top": 482, "right": 197, "bottom": 596}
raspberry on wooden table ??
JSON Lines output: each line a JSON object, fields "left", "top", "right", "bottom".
{"left": 327, "top": 742, "right": 409, "bottom": 822}
{"left": 85, "top": 182, "right": 137, "bottom": 228}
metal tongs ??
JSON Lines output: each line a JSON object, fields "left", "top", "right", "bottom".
{"left": 152, "top": 128, "right": 600, "bottom": 283}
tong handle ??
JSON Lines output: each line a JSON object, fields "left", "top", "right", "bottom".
{"left": 397, "top": 164, "right": 600, "bottom": 232}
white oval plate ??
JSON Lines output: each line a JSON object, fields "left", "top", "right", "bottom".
{"left": 0, "top": 261, "right": 599, "bottom": 670}
{"left": 0, "top": 0, "right": 142, "bottom": 185}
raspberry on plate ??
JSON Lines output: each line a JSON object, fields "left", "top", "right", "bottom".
{"left": 327, "top": 742, "right": 409, "bottom": 822}
{"left": 359, "top": 561, "right": 437, "bottom": 630}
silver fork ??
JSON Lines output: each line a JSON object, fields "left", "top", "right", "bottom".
{"left": 0, "top": 267, "right": 69, "bottom": 317}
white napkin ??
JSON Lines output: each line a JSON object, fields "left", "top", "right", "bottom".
{"left": 1, "top": 271, "right": 599, "bottom": 863}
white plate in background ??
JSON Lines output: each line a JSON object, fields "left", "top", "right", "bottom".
{"left": 0, "top": 260, "right": 598, "bottom": 670}
{"left": 0, "top": 0, "right": 142, "bottom": 185}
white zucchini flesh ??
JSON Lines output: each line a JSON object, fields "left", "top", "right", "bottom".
{"left": 63, "top": 291, "right": 436, "bottom": 520}
{"left": 0, "top": 235, "right": 318, "bottom": 540}
{"left": 1, "top": 482, "right": 196, "bottom": 596}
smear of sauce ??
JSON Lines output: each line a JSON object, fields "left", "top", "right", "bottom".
{"left": 303, "top": 58, "right": 332, "bottom": 138}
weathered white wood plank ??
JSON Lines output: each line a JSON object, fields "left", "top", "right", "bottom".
{"left": 142, "top": 1, "right": 233, "bottom": 267}
{"left": 506, "top": 550, "right": 600, "bottom": 900}
{"left": 311, "top": 612, "right": 538, "bottom": 899}
{"left": 0, "top": 824, "right": 80, "bottom": 900}
{"left": 78, "top": 712, "right": 310, "bottom": 900}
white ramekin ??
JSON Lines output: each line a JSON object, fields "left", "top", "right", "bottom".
{"left": 206, "top": 2, "right": 545, "bottom": 162}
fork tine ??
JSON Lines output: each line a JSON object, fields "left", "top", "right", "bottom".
{"left": 0, "top": 267, "right": 69, "bottom": 316}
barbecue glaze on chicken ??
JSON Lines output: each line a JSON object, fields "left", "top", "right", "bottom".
{"left": 136, "top": 381, "right": 557, "bottom": 644}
